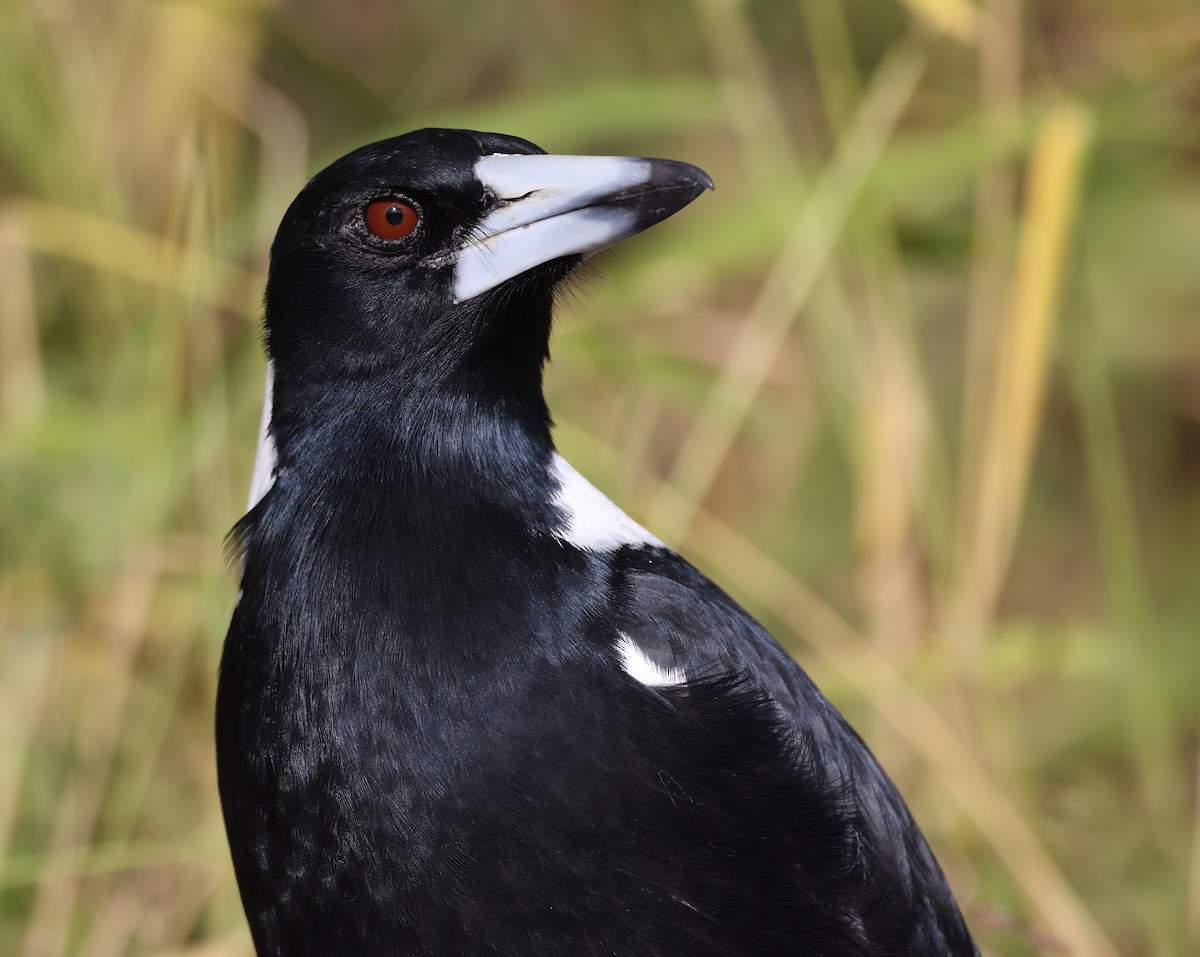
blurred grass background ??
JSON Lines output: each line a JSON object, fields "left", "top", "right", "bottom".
{"left": 1, "top": 0, "right": 1198, "bottom": 954}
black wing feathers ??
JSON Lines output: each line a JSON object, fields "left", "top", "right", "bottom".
{"left": 613, "top": 546, "right": 978, "bottom": 956}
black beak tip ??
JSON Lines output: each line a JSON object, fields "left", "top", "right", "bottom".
{"left": 691, "top": 164, "right": 716, "bottom": 192}
{"left": 648, "top": 158, "right": 715, "bottom": 194}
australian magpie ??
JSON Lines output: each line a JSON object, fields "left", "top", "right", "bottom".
{"left": 217, "top": 127, "right": 978, "bottom": 956}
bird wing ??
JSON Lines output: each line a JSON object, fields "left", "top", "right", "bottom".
{"left": 609, "top": 545, "right": 978, "bottom": 956}
{"left": 613, "top": 547, "right": 833, "bottom": 721}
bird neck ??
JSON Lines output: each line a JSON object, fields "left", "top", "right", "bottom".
{"left": 270, "top": 367, "right": 554, "bottom": 496}
{"left": 232, "top": 356, "right": 567, "bottom": 668}
{"left": 262, "top": 278, "right": 561, "bottom": 490}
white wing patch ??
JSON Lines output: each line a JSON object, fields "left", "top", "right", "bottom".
{"left": 617, "top": 632, "right": 685, "bottom": 688}
{"left": 246, "top": 359, "right": 277, "bottom": 511}
{"left": 550, "top": 454, "right": 663, "bottom": 551}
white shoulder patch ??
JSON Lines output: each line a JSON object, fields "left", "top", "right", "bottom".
{"left": 550, "top": 454, "right": 663, "bottom": 551}
{"left": 617, "top": 632, "right": 686, "bottom": 688}
{"left": 246, "top": 360, "right": 277, "bottom": 511}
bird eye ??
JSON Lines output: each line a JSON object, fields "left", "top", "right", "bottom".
{"left": 365, "top": 198, "right": 419, "bottom": 240}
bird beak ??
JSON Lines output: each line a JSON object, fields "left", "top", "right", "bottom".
{"left": 453, "top": 153, "right": 713, "bottom": 302}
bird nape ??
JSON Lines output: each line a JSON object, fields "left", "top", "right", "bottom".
{"left": 217, "top": 127, "right": 978, "bottom": 957}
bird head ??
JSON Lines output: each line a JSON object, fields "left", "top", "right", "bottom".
{"left": 263, "top": 128, "right": 712, "bottom": 397}
{"left": 252, "top": 128, "right": 710, "bottom": 503}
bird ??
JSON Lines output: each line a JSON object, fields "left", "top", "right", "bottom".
{"left": 217, "top": 127, "right": 979, "bottom": 956}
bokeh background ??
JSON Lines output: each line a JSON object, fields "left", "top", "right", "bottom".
{"left": 2, "top": 0, "right": 1198, "bottom": 954}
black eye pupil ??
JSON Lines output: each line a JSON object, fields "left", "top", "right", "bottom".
{"left": 385, "top": 206, "right": 405, "bottom": 225}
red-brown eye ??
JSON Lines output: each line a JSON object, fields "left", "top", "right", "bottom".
{"left": 365, "top": 198, "right": 419, "bottom": 240}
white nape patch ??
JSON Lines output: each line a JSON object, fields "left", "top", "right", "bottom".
{"left": 617, "top": 632, "right": 685, "bottom": 688}
{"left": 550, "top": 454, "right": 663, "bottom": 552}
{"left": 246, "top": 359, "right": 277, "bottom": 511}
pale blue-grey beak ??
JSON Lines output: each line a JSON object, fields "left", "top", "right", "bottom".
{"left": 454, "top": 153, "right": 713, "bottom": 302}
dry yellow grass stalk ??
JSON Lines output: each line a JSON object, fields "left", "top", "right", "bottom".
{"left": 959, "top": 104, "right": 1092, "bottom": 634}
